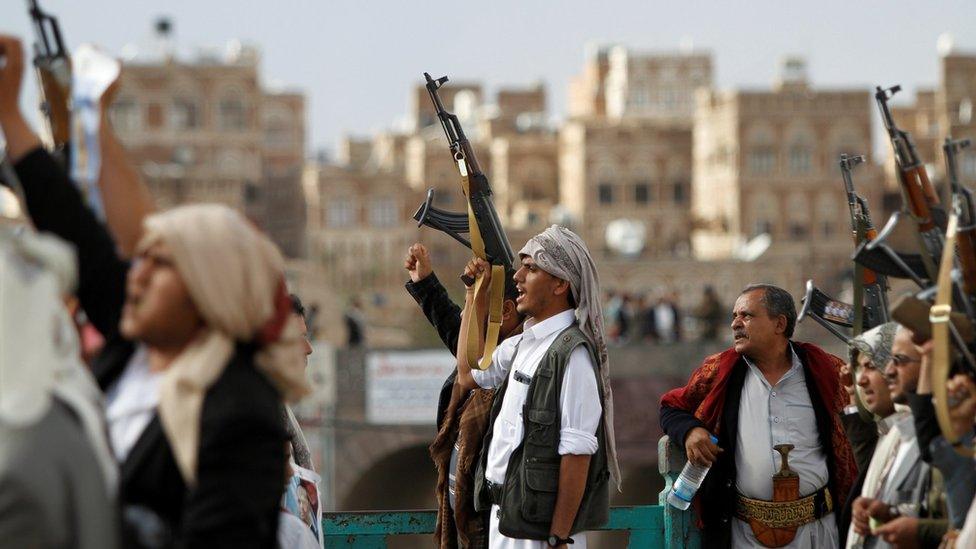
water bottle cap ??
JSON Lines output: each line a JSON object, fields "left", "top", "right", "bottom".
{"left": 709, "top": 434, "right": 718, "bottom": 444}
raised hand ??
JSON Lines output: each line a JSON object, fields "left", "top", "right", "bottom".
{"left": 404, "top": 243, "right": 433, "bottom": 283}
{"left": 946, "top": 374, "right": 976, "bottom": 439}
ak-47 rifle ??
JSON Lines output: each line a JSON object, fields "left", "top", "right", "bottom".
{"left": 413, "top": 73, "right": 516, "bottom": 276}
{"left": 842, "top": 153, "right": 890, "bottom": 328}
{"left": 28, "top": 0, "right": 72, "bottom": 157}
{"left": 413, "top": 72, "right": 515, "bottom": 370}
{"left": 876, "top": 85, "right": 944, "bottom": 280}
{"left": 944, "top": 137, "right": 976, "bottom": 298}
{"left": 799, "top": 154, "right": 888, "bottom": 342}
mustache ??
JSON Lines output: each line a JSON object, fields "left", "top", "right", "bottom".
{"left": 733, "top": 331, "right": 747, "bottom": 339}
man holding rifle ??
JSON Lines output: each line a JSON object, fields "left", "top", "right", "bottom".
{"left": 454, "top": 226, "right": 617, "bottom": 549}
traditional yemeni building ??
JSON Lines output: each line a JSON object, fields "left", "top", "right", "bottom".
{"left": 302, "top": 160, "right": 424, "bottom": 347}
{"left": 109, "top": 27, "right": 307, "bottom": 257}
{"left": 691, "top": 57, "right": 882, "bottom": 286}
{"left": 569, "top": 44, "right": 712, "bottom": 125}
{"left": 559, "top": 118, "right": 693, "bottom": 257}
{"left": 604, "top": 46, "right": 712, "bottom": 124}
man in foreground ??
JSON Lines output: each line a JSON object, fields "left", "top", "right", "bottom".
{"left": 660, "top": 284, "right": 856, "bottom": 548}
{"left": 454, "top": 226, "right": 618, "bottom": 548}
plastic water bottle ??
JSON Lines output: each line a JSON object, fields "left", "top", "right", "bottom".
{"left": 667, "top": 434, "right": 719, "bottom": 510}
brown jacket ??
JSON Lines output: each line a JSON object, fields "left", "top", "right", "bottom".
{"left": 430, "top": 383, "right": 495, "bottom": 548}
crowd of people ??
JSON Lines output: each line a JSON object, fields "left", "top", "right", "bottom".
{"left": 603, "top": 286, "right": 726, "bottom": 345}
{"left": 4, "top": 18, "right": 976, "bottom": 549}
{"left": 660, "top": 287, "right": 976, "bottom": 548}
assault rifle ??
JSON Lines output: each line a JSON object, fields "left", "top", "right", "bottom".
{"left": 412, "top": 73, "right": 516, "bottom": 279}
{"left": 944, "top": 137, "right": 976, "bottom": 298}
{"left": 876, "top": 85, "right": 944, "bottom": 279}
{"left": 413, "top": 72, "right": 516, "bottom": 371}
{"left": 28, "top": 0, "right": 72, "bottom": 156}
{"left": 799, "top": 154, "right": 888, "bottom": 342}
{"left": 842, "top": 153, "right": 890, "bottom": 328}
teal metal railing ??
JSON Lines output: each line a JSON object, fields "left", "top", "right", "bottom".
{"left": 322, "top": 436, "right": 700, "bottom": 548}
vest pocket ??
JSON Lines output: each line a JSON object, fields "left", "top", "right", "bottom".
{"left": 526, "top": 409, "right": 556, "bottom": 446}
{"left": 522, "top": 461, "right": 560, "bottom": 522}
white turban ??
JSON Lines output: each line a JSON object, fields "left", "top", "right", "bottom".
{"left": 138, "top": 204, "right": 311, "bottom": 484}
{"left": 0, "top": 228, "right": 118, "bottom": 493}
{"left": 519, "top": 225, "right": 620, "bottom": 491}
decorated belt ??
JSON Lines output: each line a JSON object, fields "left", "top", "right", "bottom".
{"left": 734, "top": 486, "right": 833, "bottom": 530}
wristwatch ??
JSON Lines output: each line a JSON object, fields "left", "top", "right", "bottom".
{"left": 547, "top": 534, "right": 574, "bottom": 547}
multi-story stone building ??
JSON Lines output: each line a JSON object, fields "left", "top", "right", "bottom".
{"left": 691, "top": 58, "right": 880, "bottom": 287}
{"left": 109, "top": 39, "right": 307, "bottom": 257}
{"left": 568, "top": 44, "right": 712, "bottom": 126}
{"left": 560, "top": 118, "right": 693, "bottom": 257}
{"left": 302, "top": 160, "right": 424, "bottom": 347}
{"left": 604, "top": 46, "right": 712, "bottom": 124}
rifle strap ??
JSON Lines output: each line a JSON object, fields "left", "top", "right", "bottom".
{"left": 930, "top": 201, "right": 973, "bottom": 457}
{"left": 458, "top": 157, "right": 505, "bottom": 371}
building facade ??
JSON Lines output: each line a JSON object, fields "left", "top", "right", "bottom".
{"left": 691, "top": 59, "right": 880, "bottom": 287}
{"left": 109, "top": 43, "right": 307, "bottom": 257}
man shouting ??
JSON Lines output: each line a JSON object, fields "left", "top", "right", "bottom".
{"left": 454, "top": 226, "right": 618, "bottom": 548}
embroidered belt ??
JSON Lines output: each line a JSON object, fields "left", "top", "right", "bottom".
{"left": 734, "top": 486, "right": 833, "bottom": 530}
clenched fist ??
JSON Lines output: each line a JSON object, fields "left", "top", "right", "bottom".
{"left": 404, "top": 243, "right": 433, "bottom": 283}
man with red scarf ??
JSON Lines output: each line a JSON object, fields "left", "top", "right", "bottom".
{"left": 660, "top": 284, "right": 856, "bottom": 548}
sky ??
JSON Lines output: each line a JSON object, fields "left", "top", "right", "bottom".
{"left": 2, "top": 0, "right": 975, "bottom": 156}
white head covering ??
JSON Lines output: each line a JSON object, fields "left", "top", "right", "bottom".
{"left": 519, "top": 225, "right": 620, "bottom": 490}
{"left": 0, "top": 227, "right": 118, "bottom": 493}
{"left": 138, "top": 204, "right": 311, "bottom": 484}
{"left": 850, "top": 322, "right": 899, "bottom": 370}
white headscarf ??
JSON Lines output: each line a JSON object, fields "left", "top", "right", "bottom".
{"left": 0, "top": 227, "right": 118, "bottom": 494}
{"left": 519, "top": 225, "right": 620, "bottom": 490}
{"left": 138, "top": 204, "right": 311, "bottom": 484}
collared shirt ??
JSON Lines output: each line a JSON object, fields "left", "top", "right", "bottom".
{"left": 472, "top": 309, "right": 602, "bottom": 487}
{"left": 885, "top": 411, "right": 916, "bottom": 489}
{"left": 105, "top": 345, "right": 159, "bottom": 462}
{"left": 846, "top": 407, "right": 914, "bottom": 549}
{"left": 733, "top": 344, "right": 837, "bottom": 549}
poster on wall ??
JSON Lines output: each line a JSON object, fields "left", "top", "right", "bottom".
{"left": 366, "top": 350, "right": 455, "bottom": 425}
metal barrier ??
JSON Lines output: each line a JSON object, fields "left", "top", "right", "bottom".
{"left": 322, "top": 436, "right": 700, "bottom": 548}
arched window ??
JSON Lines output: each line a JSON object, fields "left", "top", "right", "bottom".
{"left": 746, "top": 124, "right": 776, "bottom": 175}
{"left": 816, "top": 192, "right": 838, "bottom": 238}
{"left": 218, "top": 88, "right": 247, "bottom": 131}
{"left": 787, "top": 192, "right": 810, "bottom": 239}
{"left": 786, "top": 126, "right": 814, "bottom": 174}
{"left": 110, "top": 97, "right": 141, "bottom": 132}
{"left": 750, "top": 192, "right": 776, "bottom": 237}
{"left": 263, "top": 105, "right": 295, "bottom": 148}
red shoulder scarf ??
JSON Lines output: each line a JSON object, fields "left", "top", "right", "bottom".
{"left": 660, "top": 342, "right": 856, "bottom": 509}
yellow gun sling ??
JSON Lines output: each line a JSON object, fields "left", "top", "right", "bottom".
{"left": 930, "top": 201, "right": 974, "bottom": 457}
{"left": 457, "top": 156, "right": 505, "bottom": 371}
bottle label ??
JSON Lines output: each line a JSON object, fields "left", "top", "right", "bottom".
{"left": 671, "top": 478, "right": 695, "bottom": 502}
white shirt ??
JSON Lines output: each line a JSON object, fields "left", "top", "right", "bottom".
{"left": 277, "top": 511, "right": 320, "bottom": 549}
{"left": 885, "top": 412, "right": 916, "bottom": 489}
{"left": 733, "top": 345, "right": 837, "bottom": 549}
{"left": 104, "top": 345, "right": 159, "bottom": 462}
{"left": 472, "top": 309, "right": 601, "bottom": 549}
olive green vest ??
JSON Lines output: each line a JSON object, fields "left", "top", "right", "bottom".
{"left": 474, "top": 325, "right": 610, "bottom": 540}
